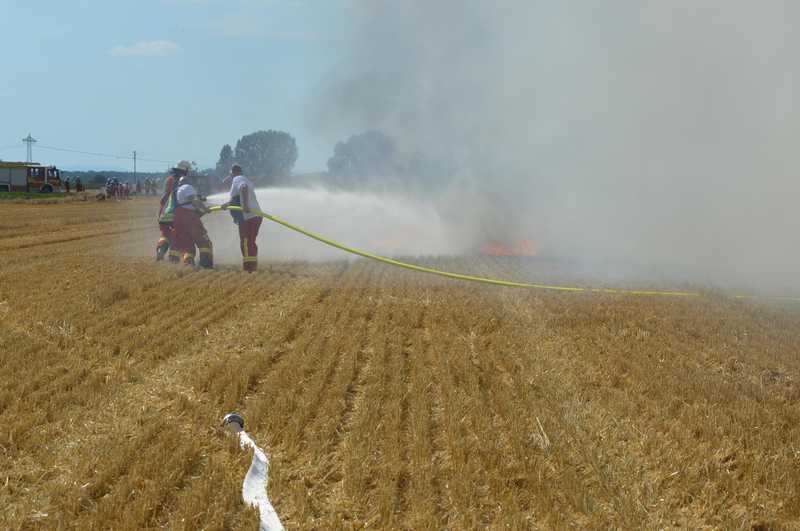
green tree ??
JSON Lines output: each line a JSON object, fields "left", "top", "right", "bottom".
{"left": 215, "top": 144, "right": 234, "bottom": 179}
{"left": 233, "top": 131, "right": 298, "bottom": 185}
{"left": 326, "top": 130, "right": 399, "bottom": 188}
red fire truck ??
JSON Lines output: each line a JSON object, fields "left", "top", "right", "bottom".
{"left": 0, "top": 162, "right": 63, "bottom": 193}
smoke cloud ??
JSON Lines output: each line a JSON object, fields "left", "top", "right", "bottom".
{"left": 312, "top": 1, "right": 800, "bottom": 292}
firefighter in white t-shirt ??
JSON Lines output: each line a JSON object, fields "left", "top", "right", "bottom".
{"left": 220, "top": 164, "right": 262, "bottom": 272}
{"left": 173, "top": 175, "right": 213, "bottom": 268}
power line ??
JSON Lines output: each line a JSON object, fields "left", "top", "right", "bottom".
{"left": 35, "top": 144, "right": 173, "bottom": 164}
{"left": 0, "top": 144, "right": 24, "bottom": 152}
{"left": 37, "top": 144, "right": 128, "bottom": 160}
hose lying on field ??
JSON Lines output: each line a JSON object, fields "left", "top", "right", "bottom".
{"left": 222, "top": 413, "right": 283, "bottom": 531}
{"left": 209, "top": 205, "right": 800, "bottom": 303}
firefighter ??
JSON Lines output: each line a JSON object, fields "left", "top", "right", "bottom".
{"left": 105, "top": 178, "right": 115, "bottom": 200}
{"left": 220, "top": 164, "right": 263, "bottom": 272}
{"left": 173, "top": 174, "right": 213, "bottom": 268}
{"left": 156, "top": 161, "right": 190, "bottom": 262}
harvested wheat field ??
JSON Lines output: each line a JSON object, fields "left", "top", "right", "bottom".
{"left": 2, "top": 199, "right": 800, "bottom": 530}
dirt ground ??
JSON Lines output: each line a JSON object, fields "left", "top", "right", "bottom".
{"left": 1, "top": 199, "right": 800, "bottom": 530}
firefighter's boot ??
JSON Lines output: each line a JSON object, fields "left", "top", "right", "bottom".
{"left": 156, "top": 238, "right": 170, "bottom": 261}
{"left": 182, "top": 251, "right": 196, "bottom": 267}
{"left": 198, "top": 241, "right": 214, "bottom": 269}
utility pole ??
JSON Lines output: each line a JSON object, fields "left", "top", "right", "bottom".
{"left": 22, "top": 133, "right": 37, "bottom": 163}
{"left": 133, "top": 150, "right": 137, "bottom": 183}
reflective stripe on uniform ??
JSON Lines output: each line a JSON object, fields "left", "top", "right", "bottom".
{"left": 242, "top": 257, "right": 258, "bottom": 263}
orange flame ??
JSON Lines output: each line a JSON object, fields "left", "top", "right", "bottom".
{"left": 480, "top": 239, "right": 538, "bottom": 257}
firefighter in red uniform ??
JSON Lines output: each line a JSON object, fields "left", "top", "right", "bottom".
{"left": 156, "top": 161, "right": 191, "bottom": 262}
{"left": 220, "top": 164, "right": 263, "bottom": 272}
{"left": 173, "top": 174, "right": 213, "bottom": 268}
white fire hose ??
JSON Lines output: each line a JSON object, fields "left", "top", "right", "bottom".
{"left": 223, "top": 413, "right": 284, "bottom": 531}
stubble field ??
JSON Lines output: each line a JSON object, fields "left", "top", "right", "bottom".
{"left": 1, "top": 199, "right": 800, "bottom": 530}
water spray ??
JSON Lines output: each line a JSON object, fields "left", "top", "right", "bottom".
{"left": 221, "top": 412, "right": 284, "bottom": 531}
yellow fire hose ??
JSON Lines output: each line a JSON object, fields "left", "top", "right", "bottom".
{"left": 209, "top": 205, "right": 800, "bottom": 303}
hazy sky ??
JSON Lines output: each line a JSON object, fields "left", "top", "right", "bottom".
{"left": 0, "top": 0, "right": 349, "bottom": 171}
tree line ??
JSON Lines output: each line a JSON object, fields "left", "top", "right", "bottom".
{"left": 64, "top": 128, "right": 434, "bottom": 192}
{"left": 212, "top": 128, "right": 437, "bottom": 192}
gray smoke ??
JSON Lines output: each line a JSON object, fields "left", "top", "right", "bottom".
{"left": 313, "top": 1, "right": 800, "bottom": 292}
